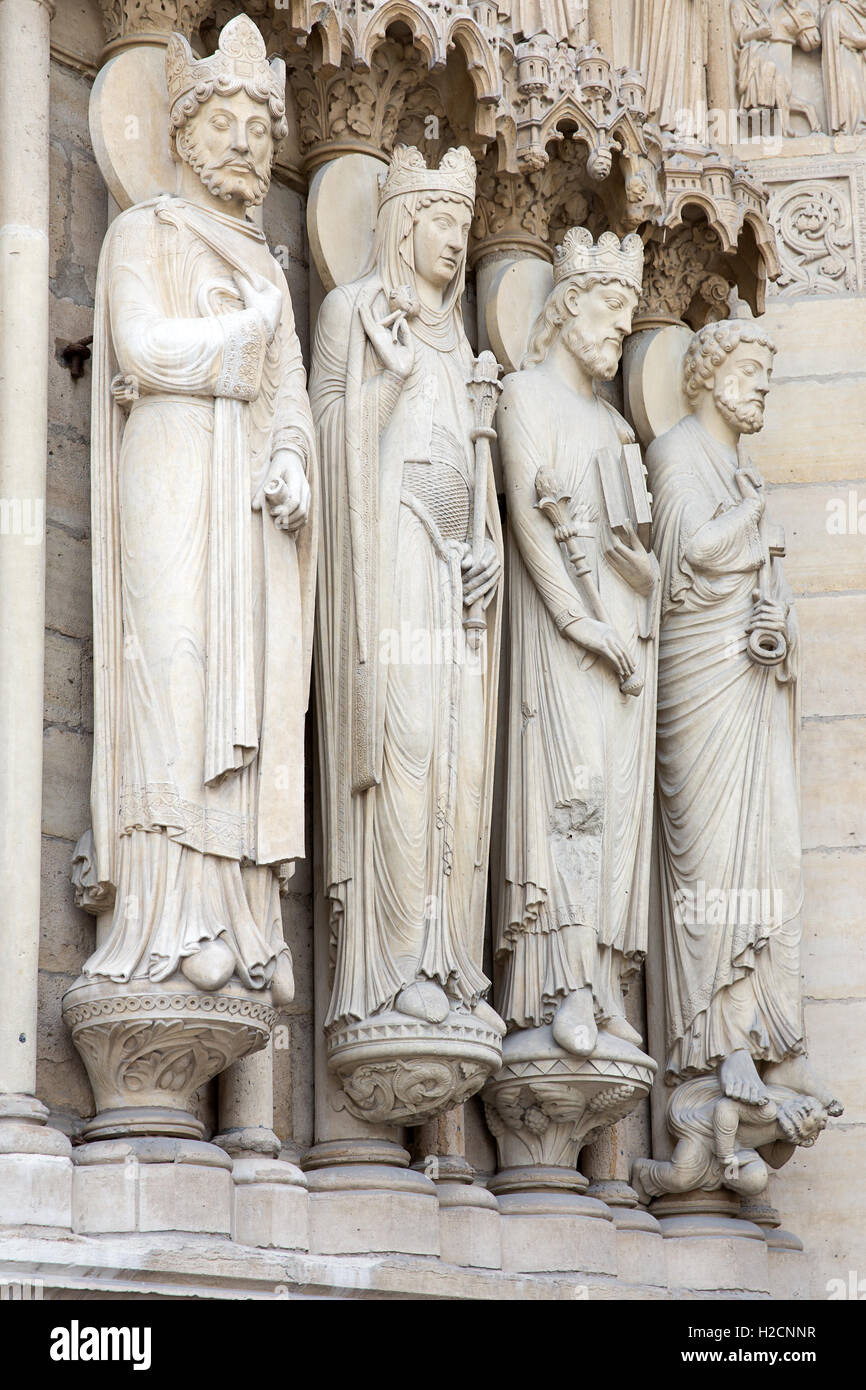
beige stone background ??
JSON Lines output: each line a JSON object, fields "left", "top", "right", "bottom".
{"left": 40, "top": 1, "right": 864, "bottom": 1298}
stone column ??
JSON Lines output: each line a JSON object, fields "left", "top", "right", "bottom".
{"left": 0, "top": 0, "right": 73, "bottom": 1231}
{"left": 215, "top": 1042, "right": 309, "bottom": 1251}
{"left": 411, "top": 1109, "right": 501, "bottom": 1269}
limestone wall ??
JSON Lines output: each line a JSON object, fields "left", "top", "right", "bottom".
{"left": 31, "top": 0, "right": 865, "bottom": 1297}
{"left": 745, "top": 137, "right": 866, "bottom": 1297}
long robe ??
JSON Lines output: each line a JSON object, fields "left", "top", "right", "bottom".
{"left": 823, "top": 0, "right": 866, "bottom": 133}
{"left": 311, "top": 276, "right": 502, "bottom": 1027}
{"left": 633, "top": 0, "right": 707, "bottom": 134}
{"left": 83, "top": 196, "right": 316, "bottom": 985}
{"left": 495, "top": 369, "right": 659, "bottom": 1030}
{"left": 646, "top": 415, "right": 804, "bottom": 1082}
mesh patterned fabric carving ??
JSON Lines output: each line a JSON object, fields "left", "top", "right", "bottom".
{"left": 403, "top": 424, "right": 473, "bottom": 543}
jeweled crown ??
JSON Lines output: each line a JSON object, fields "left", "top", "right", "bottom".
{"left": 166, "top": 14, "right": 285, "bottom": 120}
{"left": 553, "top": 227, "right": 644, "bottom": 291}
{"left": 378, "top": 145, "right": 477, "bottom": 210}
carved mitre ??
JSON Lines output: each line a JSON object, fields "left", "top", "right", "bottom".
{"left": 553, "top": 226, "right": 644, "bottom": 291}
{"left": 165, "top": 13, "right": 287, "bottom": 132}
{"left": 378, "top": 144, "right": 477, "bottom": 210}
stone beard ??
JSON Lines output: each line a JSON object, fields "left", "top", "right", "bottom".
{"left": 495, "top": 256, "right": 659, "bottom": 1056}
{"left": 76, "top": 24, "right": 316, "bottom": 1003}
{"left": 310, "top": 152, "right": 504, "bottom": 1037}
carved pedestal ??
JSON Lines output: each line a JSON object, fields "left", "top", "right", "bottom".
{"left": 483, "top": 1027, "right": 656, "bottom": 1274}
{"left": 62, "top": 976, "right": 275, "bottom": 1143}
{"left": 327, "top": 1010, "right": 504, "bottom": 1129}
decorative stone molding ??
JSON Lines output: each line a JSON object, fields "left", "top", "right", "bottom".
{"left": 636, "top": 224, "right": 729, "bottom": 328}
{"left": 758, "top": 158, "right": 866, "bottom": 296}
{"left": 771, "top": 178, "right": 858, "bottom": 296}
{"left": 264, "top": 5, "right": 778, "bottom": 303}
{"left": 63, "top": 978, "right": 276, "bottom": 1141}
{"left": 98, "top": 0, "right": 217, "bottom": 52}
{"left": 329, "top": 1012, "right": 504, "bottom": 1126}
{"left": 484, "top": 1030, "right": 656, "bottom": 1190}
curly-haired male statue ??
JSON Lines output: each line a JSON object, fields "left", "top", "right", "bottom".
{"left": 642, "top": 301, "right": 840, "bottom": 1161}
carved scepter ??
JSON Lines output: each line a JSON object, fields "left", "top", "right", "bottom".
{"left": 534, "top": 465, "right": 643, "bottom": 698}
{"left": 464, "top": 351, "right": 502, "bottom": 649}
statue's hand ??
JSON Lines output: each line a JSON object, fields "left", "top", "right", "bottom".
{"left": 358, "top": 293, "right": 414, "bottom": 379}
{"left": 734, "top": 465, "right": 766, "bottom": 518}
{"left": 565, "top": 617, "right": 635, "bottom": 681}
{"left": 234, "top": 270, "right": 282, "bottom": 344}
{"left": 748, "top": 594, "right": 788, "bottom": 634}
{"left": 254, "top": 449, "right": 310, "bottom": 534}
{"left": 461, "top": 538, "right": 501, "bottom": 608}
{"left": 604, "top": 521, "right": 658, "bottom": 596}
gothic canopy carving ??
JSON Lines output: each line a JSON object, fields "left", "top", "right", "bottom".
{"left": 100, "top": 0, "right": 780, "bottom": 307}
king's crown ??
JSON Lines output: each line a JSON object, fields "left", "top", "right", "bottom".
{"left": 378, "top": 145, "right": 477, "bottom": 210}
{"left": 166, "top": 14, "right": 285, "bottom": 123}
{"left": 553, "top": 227, "right": 644, "bottom": 291}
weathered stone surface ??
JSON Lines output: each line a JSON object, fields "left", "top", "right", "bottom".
{"left": 801, "top": 717, "right": 866, "bottom": 850}
{"left": 802, "top": 850, "right": 866, "bottom": 998}
{"left": 799, "top": 595, "right": 866, "bottom": 718}
{"left": 769, "top": 485, "right": 866, "bottom": 594}
{"left": 39, "top": 835, "right": 94, "bottom": 976}
{"left": 41, "top": 726, "right": 92, "bottom": 843}
{"left": 36, "top": 970, "right": 94, "bottom": 1120}
{"left": 43, "top": 630, "right": 82, "bottom": 728}
{"left": 45, "top": 525, "right": 92, "bottom": 640}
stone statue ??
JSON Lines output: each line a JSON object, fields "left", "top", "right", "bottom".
{"left": 64, "top": 15, "right": 317, "bottom": 1136}
{"left": 633, "top": 0, "right": 707, "bottom": 136}
{"left": 310, "top": 145, "right": 505, "bottom": 1127}
{"left": 484, "top": 229, "right": 659, "bottom": 1198}
{"left": 495, "top": 228, "right": 660, "bottom": 1059}
{"left": 822, "top": 0, "right": 866, "bottom": 133}
{"left": 636, "top": 301, "right": 841, "bottom": 1195}
{"left": 730, "top": 0, "right": 821, "bottom": 136}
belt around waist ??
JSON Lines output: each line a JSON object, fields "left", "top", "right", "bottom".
{"left": 129, "top": 393, "right": 214, "bottom": 409}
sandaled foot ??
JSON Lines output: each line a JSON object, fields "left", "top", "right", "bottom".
{"left": 719, "top": 1049, "right": 768, "bottom": 1106}
{"left": 395, "top": 980, "right": 450, "bottom": 1024}
{"left": 552, "top": 987, "right": 597, "bottom": 1057}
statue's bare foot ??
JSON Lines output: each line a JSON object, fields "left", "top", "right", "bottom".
{"left": 604, "top": 1014, "right": 644, "bottom": 1047}
{"left": 552, "top": 987, "right": 597, "bottom": 1056}
{"left": 719, "top": 1049, "right": 768, "bottom": 1106}
{"left": 395, "top": 980, "right": 450, "bottom": 1024}
{"left": 181, "top": 937, "right": 235, "bottom": 992}
{"left": 763, "top": 1056, "right": 844, "bottom": 1116}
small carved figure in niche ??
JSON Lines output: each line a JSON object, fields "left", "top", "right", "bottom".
{"left": 730, "top": 0, "right": 821, "bottom": 136}
{"left": 495, "top": 228, "right": 660, "bottom": 1060}
{"left": 633, "top": 0, "right": 708, "bottom": 136}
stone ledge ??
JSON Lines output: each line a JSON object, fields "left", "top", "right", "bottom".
{"left": 0, "top": 1233, "right": 766, "bottom": 1301}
